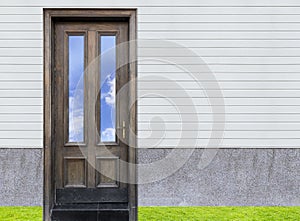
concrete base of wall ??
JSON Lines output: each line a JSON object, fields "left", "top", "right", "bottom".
{"left": 138, "top": 148, "right": 300, "bottom": 206}
{"left": 0, "top": 148, "right": 299, "bottom": 206}
{"left": 0, "top": 148, "right": 43, "bottom": 206}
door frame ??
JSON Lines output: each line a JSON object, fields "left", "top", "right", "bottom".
{"left": 43, "top": 9, "right": 137, "bottom": 221}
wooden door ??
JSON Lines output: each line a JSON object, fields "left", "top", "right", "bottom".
{"left": 44, "top": 10, "right": 137, "bottom": 221}
{"left": 48, "top": 20, "right": 133, "bottom": 221}
{"left": 53, "top": 21, "right": 129, "bottom": 204}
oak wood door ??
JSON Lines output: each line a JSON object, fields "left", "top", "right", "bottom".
{"left": 53, "top": 21, "right": 129, "bottom": 204}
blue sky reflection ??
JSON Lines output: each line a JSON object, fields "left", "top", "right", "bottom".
{"left": 68, "top": 35, "right": 117, "bottom": 143}
{"left": 69, "top": 36, "right": 84, "bottom": 142}
{"left": 100, "top": 36, "right": 116, "bottom": 142}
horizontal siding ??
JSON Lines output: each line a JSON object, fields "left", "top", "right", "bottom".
{"left": 1, "top": 6, "right": 300, "bottom": 15}
{"left": 138, "top": 106, "right": 300, "bottom": 114}
{"left": 138, "top": 122, "right": 300, "bottom": 131}
{"left": 139, "top": 49, "right": 300, "bottom": 57}
{"left": 0, "top": 90, "right": 42, "bottom": 97}
{"left": 0, "top": 98, "right": 42, "bottom": 105}
{"left": 138, "top": 97, "right": 300, "bottom": 104}
{"left": 138, "top": 23, "right": 300, "bottom": 31}
{"left": 138, "top": 131, "right": 300, "bottom": 139}
{"left": 0, "top": 139, "right": 41, "bottom": 147}
{"left": 1, "top": 1, "right": 300, "bottom": 147}
{"left": 0, "top": 123, "right": 41, "bottom": 130}
{"left": 137, "top": 114, "right": 300, "bottom": 122}
{"left": 0, "top": 114, "right": 42, "bottom": 122}
{"left": 0, "top": 49, "right": 41, "bottom": 57}
{"left": 139, "top": 32, "right": 300, "bottom": 40}
{"left": 3, "top": 0, "right": 300, "bottom": 6}
{"left": 138, "top": 73, "right": 300, "bottom": 81}
{"left": 137, "top": 139, "right": 300, "bottom": 148}
{"left": 139, "top": 65, "right": 300, "bottom": 72}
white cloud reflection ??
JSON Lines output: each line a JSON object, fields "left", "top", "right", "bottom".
{"left": 101, "top": 128, "right": 115, "bottom": 142}
{"left": 101, "top": 74, "right": 116, "bottom": 107}
{"left": 69, "top": 91, "right": 84, "bottom": 142}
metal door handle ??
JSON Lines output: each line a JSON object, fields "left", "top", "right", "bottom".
{"left": 117, "top": 121, "right": 126, "bottom": 139}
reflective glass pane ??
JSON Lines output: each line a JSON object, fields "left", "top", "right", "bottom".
{"left": 68, "top": 36, "right": 84, "bottom": 142}
{"left": 100, "top": 36, "right": 116, "bottom": 142}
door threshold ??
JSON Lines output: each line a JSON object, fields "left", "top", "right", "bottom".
{"left": 51, "top": 204, "right": 129, "bottom": 221}
{"left": 52, "top": 203, "right": 129, "bottom": 212}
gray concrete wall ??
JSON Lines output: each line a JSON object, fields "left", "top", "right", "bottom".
{"left": 0, "top": 148, "right": 43, "bottom": 206}
{"left": 0, "top": 148, "right": 299, "bottom": 206}
{"left": 138, "top": 149, "right": 300, "bottom": 206}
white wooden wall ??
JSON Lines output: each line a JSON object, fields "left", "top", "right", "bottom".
{"left": 1, "top": 0, "right": 300, "bottom": 148}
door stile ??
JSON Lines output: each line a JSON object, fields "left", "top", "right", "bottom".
{"left": 54, "top": 23, "right": 64, "bottom": 190}
{"left": 87, "top": 30, "right": 97, "bottom": 188}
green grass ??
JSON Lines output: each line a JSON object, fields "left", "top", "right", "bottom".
{"left": 0, "top": 207, "right": 42, "bottom": 221}
{"left": 139, "top": 207, "right": 300, "bottom": 221}
{"left": 0, "top": 207, "right": 300, "bottom": 221}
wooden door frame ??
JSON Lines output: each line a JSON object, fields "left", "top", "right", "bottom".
{"left": 43, "top": 9, "right": 137, "bottom": 221}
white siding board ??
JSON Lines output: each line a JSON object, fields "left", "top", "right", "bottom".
{"left": 139, "top": 57, "right": 300, "bottom": 65}
{"left": 138, "top": 114, "right": 300, "bottom": 122}
{"left": 0, "top": 90, "right": 42, "bottom": 98}
{"left": 0, "top": 73, "right": 42, "bottom": 81}
{"left": 0, "top": 15, "right": 42, "bottom": 22}
{"left": 138, "top": 131, "right": 300, "bottom": 139}
{"left": 0, "top": 48, "right": 41, "bottom": 57}
{"left": 138, "top": 81, "right": 300, "bottom": 90}
{"left": 0, "top": 114, "right": 42, "bottom": 122}
{"left": 0, "top": 139, "right": 42, "bottom": 147}
{"left": 0, "top": 23, "right": 42, "bottom": 31}
{"left": 138, "top": 23, "right": 300, "bottom": 31}
{"left": 6, "top": 7, "right": 300, "bottom": 15}
{"left": 0, "top": 131, "right": 42, "bottom": 139}
{"left": 138, "top": 7, "right": 300, "bottom": 15}
{"left": 0, "top": 32, "right": 42, "bottom": 40}
{"left": 0, "top": 98, "right": 42, "bottom": 105}
{"left": 137, "top": 139, "right": 300, "bottom": 148}
{"left": 3, "top": 7, "right": 300, "bottom": 15}
{"left": 139, "top": 90, "right": 300, "bottom": 98}
{"left": 138, "top": 122, "right": 300, "bottom": 131}
{"left": 139, "top": 73, "right": 300, "bottom": 81}
{"left": 3, "top": 0, "right": 300, "bottom": 7}
{"left": 139, "top": 65, "right": 300, "bottom": 72}
{"left": 0, "top": 123, "right": 42, "bottom": 130}
{"left": 139, "top": 15, "right": 300, "bottom": 23}
{"left": 0, "top": 2, "right": 299, "bottom": 148}
{"left": 0, "top": 106, "right": 42, "bottom": 114}
{"left": 138, "top": 105, "right": 300, "bottom": 114}
{"left": 0, "top": 81, "right": 42, "bottom": 89}
{"left": 138, "top": 32, "right": 300, "bottom": 40}
{"left": 0, "top": 7, "right": 41, "bottom": 14}
{"left": 139, "top": 97, "right": 300, "bottom": 106}
{"left": 0, "top": 40, "right": 42, "bottom": 48}
{"left": 139, "top": 40, "right": 300, "bottom": 48}
{"left": 0, "top": 57, "right": 42, "bottom": 64}
{"left": 138, "top": 48, "right": 300, "bottom": 57}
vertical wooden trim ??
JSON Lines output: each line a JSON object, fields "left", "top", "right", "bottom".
{"left": 43, "top": 9, "right": 53, "bottom": 221}
{"left": 128, "top": 10, "right": 138, "bottom": 221}
{"left": 87, "top": 30, "right": 97, "bottom": 188}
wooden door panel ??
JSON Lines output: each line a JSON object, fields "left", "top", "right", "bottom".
{"left": 96, "top": 157, "right": 119, "bottom": 188}
{"left": 64, "top": 157, "right": 87, "bottom": 188}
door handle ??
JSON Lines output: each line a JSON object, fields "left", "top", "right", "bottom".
{"left": 117, "top": 121, "right": 126, "bottom": 139}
